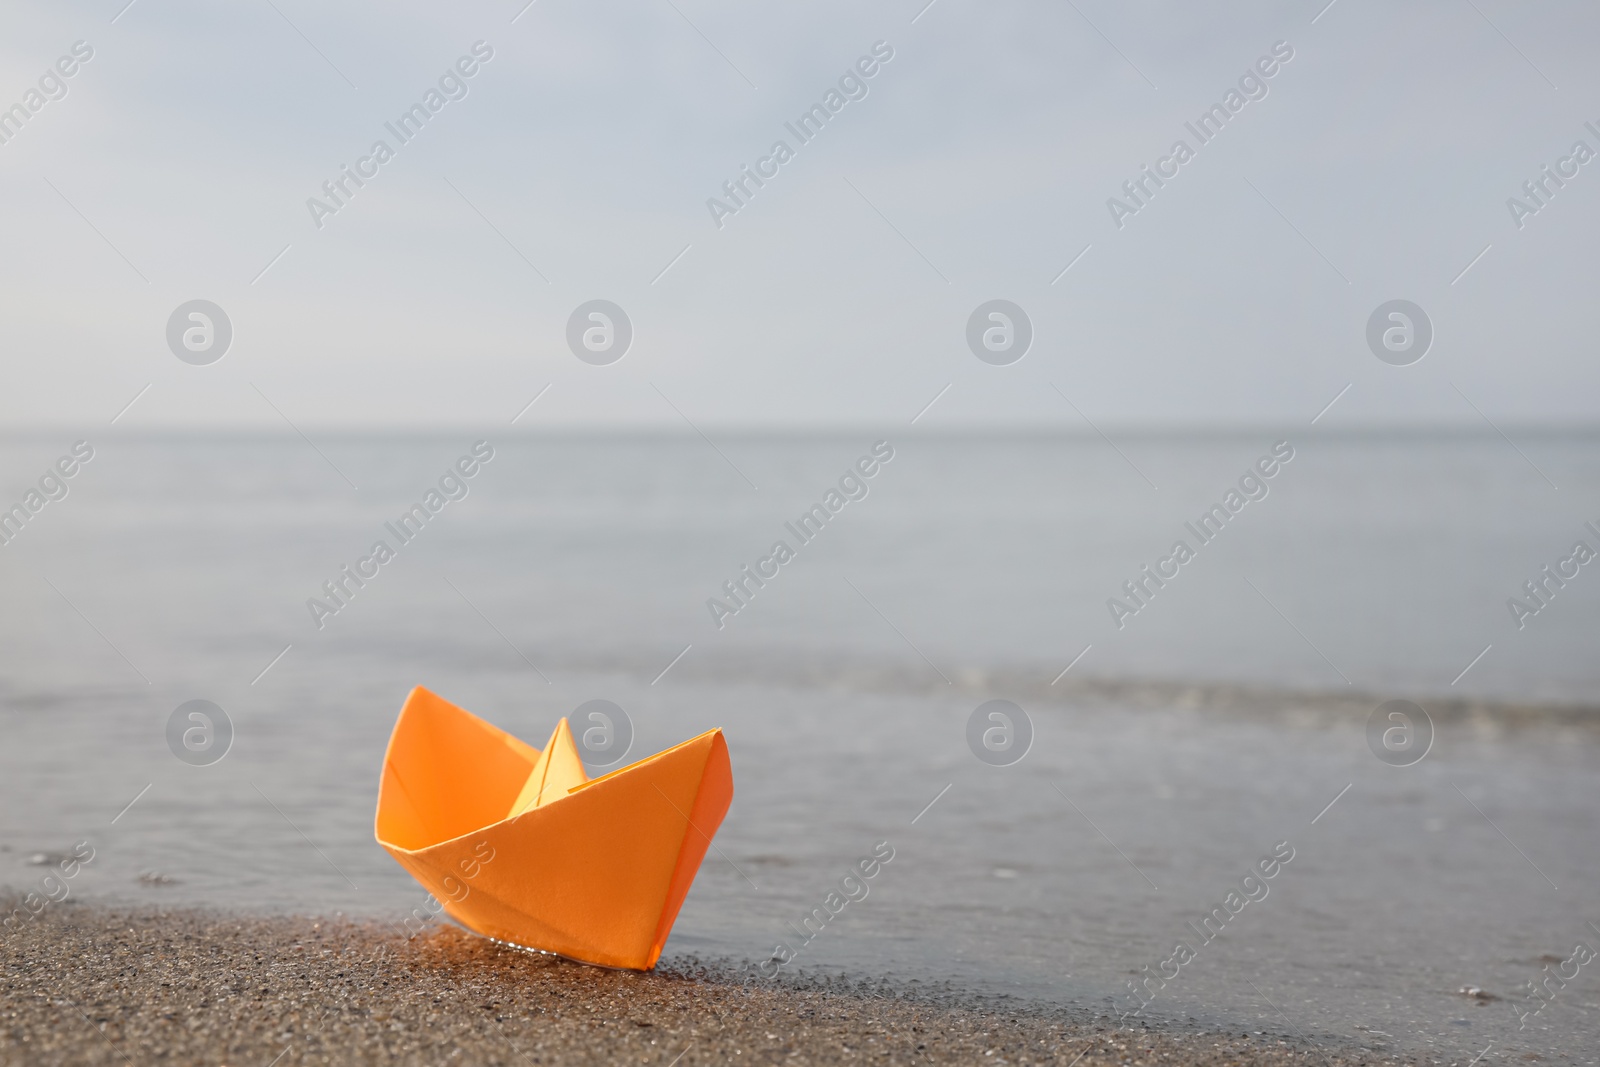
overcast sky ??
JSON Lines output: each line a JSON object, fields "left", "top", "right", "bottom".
{"left": 1, "top": 0, "right": 1596, "bottom": 429}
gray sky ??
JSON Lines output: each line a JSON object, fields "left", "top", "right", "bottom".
{"left": 1, "top": 0, "right": 1596, "bottom": 428}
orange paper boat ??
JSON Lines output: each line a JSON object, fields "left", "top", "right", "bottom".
{"left": 375, "top": 686, "right": 733, "bottom": 970}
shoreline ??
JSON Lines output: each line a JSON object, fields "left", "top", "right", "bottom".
{"left": 0, "top": 904, "right": 1414, "bottom": 1066}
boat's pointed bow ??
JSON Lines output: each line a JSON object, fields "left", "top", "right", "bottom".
{"left": 646, "top": 728, "right": 733, "bottom": 966}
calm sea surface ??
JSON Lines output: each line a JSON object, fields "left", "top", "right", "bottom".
{"left": 2, "top": 431, "right": 1597, "bottom": 1064}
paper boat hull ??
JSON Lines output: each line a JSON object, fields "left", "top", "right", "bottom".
{"left": 375, "top": 687, "right": 733, "bottom": 970}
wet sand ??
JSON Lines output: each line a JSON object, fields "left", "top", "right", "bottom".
{"left": 1, "top": 904, "right": 1412, "bottom": 1066}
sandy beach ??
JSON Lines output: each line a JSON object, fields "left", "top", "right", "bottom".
{"left": 0, "top": 903, "right": 1409, "bottom": 1067}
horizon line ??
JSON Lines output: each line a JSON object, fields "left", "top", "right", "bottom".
{"left": 2, "top": 420, "right": 1599, "bottom": 438}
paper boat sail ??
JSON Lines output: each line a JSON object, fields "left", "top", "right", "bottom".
{"left": 375, "top": 686, "right": 733, "bottom": 970}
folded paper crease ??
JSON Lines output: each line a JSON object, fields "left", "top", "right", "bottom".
{"left": 375, "top": 686, "right": 733, "bottom": 970}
